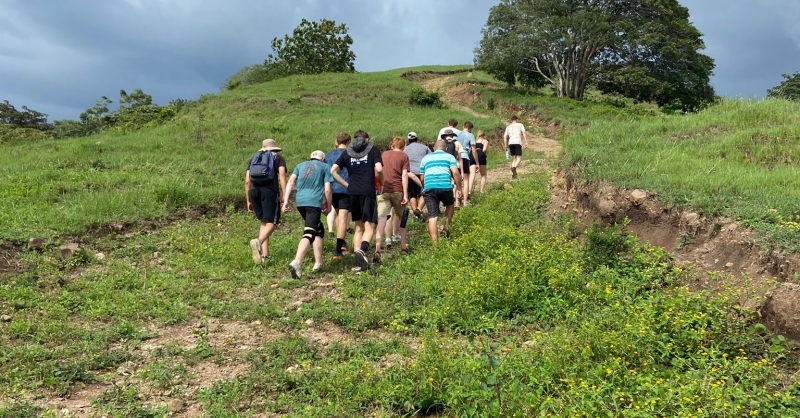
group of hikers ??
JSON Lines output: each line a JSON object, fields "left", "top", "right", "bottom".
{"left": 245, "top": 117, "right": 530, "bottom": 278}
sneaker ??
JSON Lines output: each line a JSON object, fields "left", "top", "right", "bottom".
{"left": 441, "top": 228, "right": 450, "bottom": 239}
{"left": 511, "top": 167, "right": 518, "bottom": 179}
{"left": 287, "top": 260, "right": 302, "bottom": 280}
{"left": 373, "top": 251, "right": 382, "bottom": 264}
{"left": 328, "top": 231, "right": 335, "bottom": 239}
{"left": 249, "top": 239, "right": 262, "bottom": 264}
{"left": 312, "top": 263, "right": 322, "bottom": 273}
{"left": 340, "top": 243, "right": 350, "bottom": 254}
{"left": 384, "top": 238, "right": 392, "bottom": 248}
{"left": 413, "top": 209, "right": 423, "bottom": 221}
{"left": 391, "top": 234, "right": 401, "bottom": 243}
{"left": 332, "top": 250, "right": 344, "bottom": 260}
{"left": 400, "top": 248, "right": 409, "bottom": 255}
{"left": 354, "top": 249, "right": 370, "bottom": 271}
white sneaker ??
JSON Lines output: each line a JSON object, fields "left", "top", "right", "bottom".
{"left": 391, "top": 234, "right": 401, "bottom": 243}
{"left": 384, "top": 238, "right": 392, "bottom": 247}
{"left": 287, "top": 260, "right": 301, "bottom": 280}
{"left": 312, "top": 263, "right": 322, "bottom": 272}
{"left": 249, "top": 239, "right": 262, "bottom": 264}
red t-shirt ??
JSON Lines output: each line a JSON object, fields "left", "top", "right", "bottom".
{"left": 381, "top": 150, "right": 410, "bottom": 193}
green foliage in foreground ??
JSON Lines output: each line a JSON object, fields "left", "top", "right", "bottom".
{"left": 563, "top": 98, "right": 800, "bottom": 251}
{"left": 197, "top": 176, "right": 798, "bottom": 417}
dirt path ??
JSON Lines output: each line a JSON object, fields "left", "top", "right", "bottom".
{"left": 423, "top": 73, "right": 800, "bottom": 342}
{"left": 421, "top": 74, "right": 492, "bottom": 119}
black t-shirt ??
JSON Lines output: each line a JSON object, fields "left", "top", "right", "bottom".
{"left": 334, "top": 146, "right": 382, "bottom": 197}
{"left": 247, "top": 151, "right": 286, "bottom": 192}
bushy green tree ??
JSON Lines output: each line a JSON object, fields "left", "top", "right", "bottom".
{"left": 475, "top": 0, "right": 715, "bottom": 111}
{"left": 224, "top": 18, "right": 355, "bottom": 90}
{"left": 269, "top": 18, "right": 355, "bottom": 74}
{"left": 767, "top": 72, "right": 800, "bottom": 101}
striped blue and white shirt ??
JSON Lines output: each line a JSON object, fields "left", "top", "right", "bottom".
{"left": 420, "top": 150, "right": 458, "bottom": 191}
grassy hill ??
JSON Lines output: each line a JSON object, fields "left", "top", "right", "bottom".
{"left": 1, "top": 67, "right": 799, "bottom": 416}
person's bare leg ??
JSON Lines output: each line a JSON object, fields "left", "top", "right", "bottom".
{"left": 362, "top": 221, "right": 376, "bottom": 246}
{"left": 375, "top": 216, "right": 387, "bottom": 253}
{"left": 469, "top": 165, "right": 478, "bottom": 196}
{"left": 480, "top": 166, "right": 487, "bottom": 193}
{"left": 353, "top": 221, "right": 364, "bottom": 253}
{"left": 326, "top": 209, "right": 336, "bottom": 237}
{"left": 444, "top": 204, "right": 455, "bottom": 232}
{"left": 293, "top": 235, "right": 311, "bottom": 264}
{"left": 259, "top": 222, "right": 275, "bottom": 256}
{"left": 312, "top": 236, "right": 323, "bottom": 265}
{"left": 427, "top": 217, "right": 439, "bottom": 242}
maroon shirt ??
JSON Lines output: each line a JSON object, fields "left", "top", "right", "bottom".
{"left": 381, "top": 150, "right": 410, "bottom": 193}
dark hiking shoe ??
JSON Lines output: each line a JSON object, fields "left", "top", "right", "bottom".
{"left": 353, "top": 249, "right": 370, "bottom": 272}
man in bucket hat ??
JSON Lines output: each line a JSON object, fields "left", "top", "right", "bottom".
{"left": 246, "top": 138, "right": 287, "bottom": 264}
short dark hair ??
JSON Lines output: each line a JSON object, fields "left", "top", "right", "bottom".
{"left": 511, "top": 115, "right": 519, "bottom": 121}
{"left": 463, "top": 121, "right": 473, "bottom": 130}
{"left": 336, "top": 131, "right": 351, "bottom": 145}
{"left": 353, "top": 130, "right": 370, "bottom": 141}
{"left": 448, "top": 118, "right": 458, "bottom": 127}
{"left": 408, "top": 136, "right": 418, "bottom": 143}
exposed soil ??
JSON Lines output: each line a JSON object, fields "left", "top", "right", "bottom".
{"left": 421, "top": 75, "right": 492, "bottom": 120}
{"left": 0, "top": 240, "right": 21, "bottom": 274}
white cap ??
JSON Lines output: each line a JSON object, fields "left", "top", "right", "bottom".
{"left": 310, "top": 150, "right": 325, "bottom": 161}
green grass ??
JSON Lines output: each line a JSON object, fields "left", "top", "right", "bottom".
{"left": 0, "top": 67, "right": 499, "bottom": 242}
{"left": 563, "top": 98, "right": 800, "bottom": 251}
{"left": 2, "top": 66, "right": 800, "bottom": 416}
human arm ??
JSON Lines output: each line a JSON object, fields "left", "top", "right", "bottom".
{"left": 408, "top": 172, "right": 423, "bottom": 188}
{"left": 323, "top": 182, "right": 333, "bottom": 215}
{"left": 331, "top": 164, "right": 349, "bottom": 188}
{"left": 482, "top": 139, "right": 489, "bottom": 155}
{"left": 523, "top": 126, "right": 529, "bottom": 149}
{"left": 401, "top": 169, "right": 408, "bottom": 205}
{"left": 375, "top": 162, "right": 384, "bottom": 192}
{"left": 450, "top": 166, "right": 462, "bottom": 192}
{"left": 278, "top": 166, "right": 287, "bottom": 200}
{"left": 470, "top": 145, "right": 479, "bottom": 165}
{"left": 281, "top": 174, "right": 297, "bottom": 213}
{"left": 503, "top": 127, "right": 509, "bottom": 150}
{"left": 245, "top": 170, "right": 253, "bottom": 212}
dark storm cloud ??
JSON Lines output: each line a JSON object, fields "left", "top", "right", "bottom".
{"left": 2, "top": 0, "right": 797, "bottom": 120}
{"left": 679, "top": 0, "right": 800, "bottom": 98}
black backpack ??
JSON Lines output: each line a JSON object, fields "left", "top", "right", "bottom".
{"left": 444, "top": 139, "right": 458, "bottom": 159}
{"left": 249, "top": 151, "right": 276, "bottom": 185}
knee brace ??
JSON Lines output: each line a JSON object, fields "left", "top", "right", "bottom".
{"left": 302, "top": 227, "right": 315, "bottom": 245}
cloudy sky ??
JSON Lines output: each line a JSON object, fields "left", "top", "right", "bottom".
{"left": 2, "top": 0, "right": 799, "bottom": 121}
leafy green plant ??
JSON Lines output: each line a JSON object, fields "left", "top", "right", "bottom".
{"left": 409, "top": 87, "right": 445, "bottom": 108}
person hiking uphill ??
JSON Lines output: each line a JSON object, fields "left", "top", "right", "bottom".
{"left": 331, "top": 130, "right": 383, "bottom": 272}
{"left": 282, "top": 151, "right": 333, "bottom": 279}
{"left": 246, "top": 138, "right": 287, "bottom": 264}
{"left": 419, "top": 139, "right": 461, "bottom": 242}
{"left": 504, "top": 115, "right": 529, "bottom": 179}
{"left": 325, "top": 132, "right": 353, "bottom": 260}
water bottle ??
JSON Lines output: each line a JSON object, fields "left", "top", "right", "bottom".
{"left": 400, "top": 208, "right": 409, "bottom": 228}
{"left": 505, "top": 148, "right": 510, "bottom": 160}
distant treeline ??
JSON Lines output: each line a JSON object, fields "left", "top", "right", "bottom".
{"left": 1, "top": 89, "right": 186, "bottom": 144}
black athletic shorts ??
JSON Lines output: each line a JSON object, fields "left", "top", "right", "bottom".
{"left": 407, "top": 180, "right": 422, "bottom": 199}
{"left": 461, "top": 158, "right": 472, "bottom": 174}
{"left": 470, "top": 150, "right": 487, "bottom": 166}
{"left": 509, "top": 144, "right": 523, "bottom": 157}
{"left": 422, "top": 188, "right": 455, "bottom": 219}
{"left": 297, "top": 206, "right": 325, "bottom": 238}
{"left": 349, "top": 194, "right": 378, "bottom": 224}
{"left": 249, "top": 187, "right": 280, "bottom": 224}
{"left": 332, "top": 193, "right": 349, "bottom": 211}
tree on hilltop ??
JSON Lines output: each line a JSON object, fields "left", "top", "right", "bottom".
{"left": 474, "top": 0, "right": 716, "bottom": 111}
{"left": 225, "top": 18, "right": 355, "bottom": 90}
{"left": 767, "top": 72, "right": 800, "bottom": 102}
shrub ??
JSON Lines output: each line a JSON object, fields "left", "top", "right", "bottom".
{"left": 409, "top": 88, "right": 445, "bottom": 108}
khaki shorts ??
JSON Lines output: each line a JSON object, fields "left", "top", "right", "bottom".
{"left": 377, "top": 192, "right": 404, "bottom": 218}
